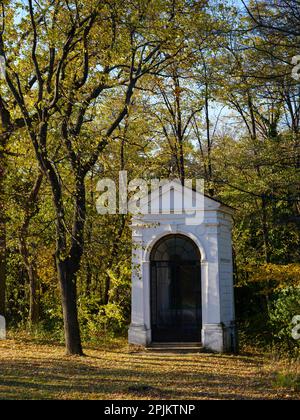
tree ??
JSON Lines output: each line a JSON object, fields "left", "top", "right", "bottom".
{"left": 18, "top": 172, "right": 44, "bottom": 326}
{"left": 0, "top": 98, "right": 7, "bottom": 316}
{"left": 0, "top": 0, "right": 196, "bottom": 354}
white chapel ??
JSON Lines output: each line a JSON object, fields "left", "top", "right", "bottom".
{"left": 128, "top": 181, "right": 237, "bottom": 353}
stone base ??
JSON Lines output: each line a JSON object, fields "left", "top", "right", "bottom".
{"left": 128, "top": 324, "right": 151, "bottom": 346}
{"left": 202, "top": 323, "right": 237, "bottom": 353}
{"left": 0, "top": 315, "right": 6, "bottom": 340}
{"left": 128, "top": 323, "right": 238, "bottom": 353}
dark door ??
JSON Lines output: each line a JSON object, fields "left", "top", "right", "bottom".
{"left": 150, "top": 235, "right": 201, "bottom": 342}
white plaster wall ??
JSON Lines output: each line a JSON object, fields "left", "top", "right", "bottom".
{"left": 218, "top": 220, "right": 235, "bottom": 325}
{"left": 128, "top": 188, "right": 236, "bottom": 352}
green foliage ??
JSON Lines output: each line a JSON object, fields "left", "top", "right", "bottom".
{"left": 79, "top": 300, "right": 128, "bottom": 341}
{"left": 269, "top": 288, "right": 300, "bottom": 357}
{"left": 6, "top": 251, "right": 27, "bottom": 325}
{"left": 273, "top": 373, "right": 300, "bottom": 392}
{"left": 77, "top": 261, "right": 131, "bottom": 341}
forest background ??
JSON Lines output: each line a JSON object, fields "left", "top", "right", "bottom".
{"left": 0, "top": 0, "right": 299, "bottom": 357}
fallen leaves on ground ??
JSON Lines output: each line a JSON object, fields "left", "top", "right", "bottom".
{"left": 0, "top": 336, "right": 299, "bottom": 400}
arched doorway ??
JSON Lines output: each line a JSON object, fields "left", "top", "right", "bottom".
{"left": 150, "top": 234, "right": 201, "bottom": 342}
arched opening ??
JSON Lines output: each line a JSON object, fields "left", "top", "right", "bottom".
{"left": 150, "top": 234, "right": 201, "bottom": 342}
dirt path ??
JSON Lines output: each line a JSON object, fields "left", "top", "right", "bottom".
{"left": 0, "top": 337, "right": 299, "bottom": 400}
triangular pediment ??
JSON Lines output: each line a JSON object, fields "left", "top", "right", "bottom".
{"left": 138, "top": 180, "right": 233, "bottom": 215}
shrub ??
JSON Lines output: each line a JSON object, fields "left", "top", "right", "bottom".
{"left": 269, "top": 287, "right": 300, "bottom": 357}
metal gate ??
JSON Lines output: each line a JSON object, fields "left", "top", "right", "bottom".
{"left": 150, "top": 235, "right": 201, "bottom": 342}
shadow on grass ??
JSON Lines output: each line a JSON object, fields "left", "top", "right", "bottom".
{"left": 0, "top": 354, "right": 281, "bottom": 400}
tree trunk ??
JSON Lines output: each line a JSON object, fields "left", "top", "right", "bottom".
{"left": 0, "top": 98, "right": 9, "bottom": 317}
{"left": 0, "top": 215, "right": 6, "bottom": 316}
{"left": 201, "top": 54, "right": 214, "bottom": 196}
{"left": 57, "top": 258, "right": 83, "bottom": 356}
{"left": 85, "top": 261, "right": 92, "bottom": 297}
{"left": 246, "top": 91, "right": 271, "bottom": 264}
{"left": 19, "top": 234, "right": 40, "bottom": 326}
{"left": 204, "top": 81, "right": 214, "bottom": 196}
{"left": 28, "top": 264, "right": 39, "bottom": 326}
{"left": 0, "top": 164, "right": 6, "bottom": 316}
{"left": 18, "top": 172, "right": 43, "bottom": 326}
{"left": 261, "top": 195, "right": 271, "bottom": 263}
{"left": 54, "top": 174, "right": 86, "bottom": 356}
{"left": 103, "top": 215, "right": 127, "bottom": 305}
{"left": 173, "top": 73, "right": 185, "bottom": 185}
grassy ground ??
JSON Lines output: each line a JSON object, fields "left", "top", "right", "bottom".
{"left": 0, "top": 335, "right": 299, "bottom": 400}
